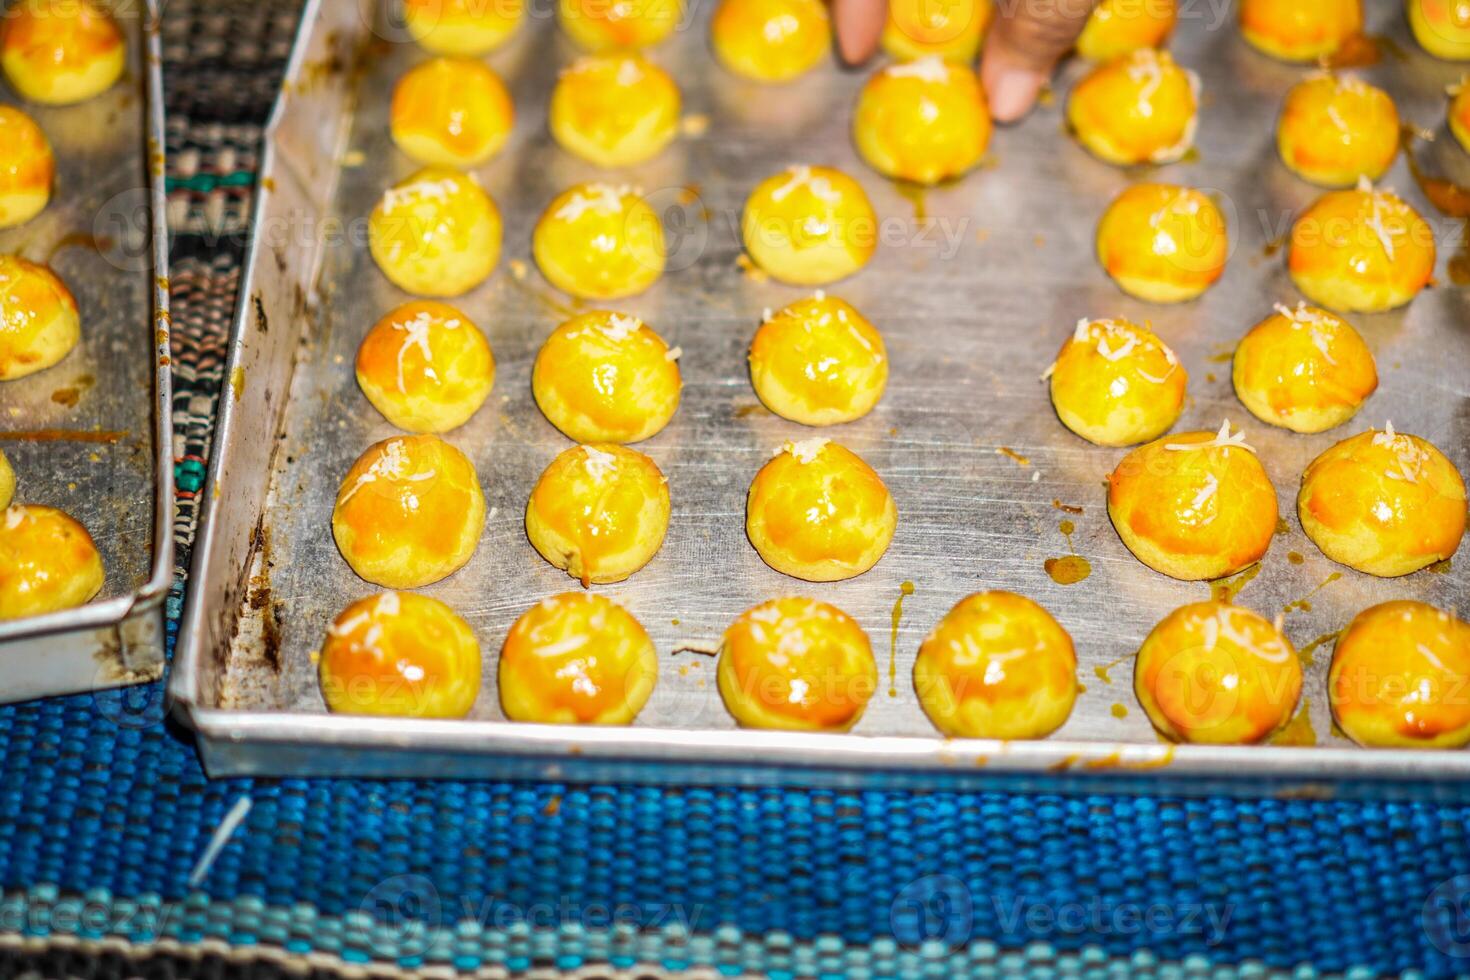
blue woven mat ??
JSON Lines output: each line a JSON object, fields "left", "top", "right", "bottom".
{"left": 1, "top": 0, "right": 1469, "bottom": 976}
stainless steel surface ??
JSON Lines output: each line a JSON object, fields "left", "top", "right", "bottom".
{"left": 174, "top": 0, "right": 1470, "bottom": 791}
{"left": 0, "top": 1, "right": 172, "bottom": 703}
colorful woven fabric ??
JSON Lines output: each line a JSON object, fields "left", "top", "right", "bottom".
{"left": 0, "top": 1, "right": 1468, "bottom": 978}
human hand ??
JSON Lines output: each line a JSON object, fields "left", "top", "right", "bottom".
{"left": 831, "top": 0, "right": 1100, "bottom": 123}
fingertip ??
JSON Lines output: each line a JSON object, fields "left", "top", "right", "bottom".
{"left": 832, "top": 0, "right": 885, "bottom": 67}
{"left": 982, "top": 64, "right": 1046, "bottom": 124}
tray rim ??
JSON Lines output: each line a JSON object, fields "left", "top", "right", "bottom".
{"left": 167, "top": 0, "right": 334, "bottom": 708}
{"left": 0, "top": 0, "right": 174, "bottom": 647}
{"left": 167, "top": 0, "right": 1470, "bottom": 789}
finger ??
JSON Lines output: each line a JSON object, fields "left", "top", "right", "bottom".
{"left": 981, "top": 0, "right": 1097, "bottom": 123}
{"left": 832, "top": 0, "right": 887, "bottom": 66}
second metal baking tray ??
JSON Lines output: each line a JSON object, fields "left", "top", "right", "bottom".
{"left": 172, "top": 0, "right": 1470, "bottom": 794}
{"left": 0, "top": 0, "right": 172, "bottom": 705}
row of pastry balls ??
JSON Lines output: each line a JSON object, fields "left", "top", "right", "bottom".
{"left": 1100, "top": 416, "right": 1464, "bottom": 582}
{"left": 383, "top": 46, "right": 998, "bottom": 185}
{"left": 0, "top": 257, "right": 103, "bottom": 621}
{"left": 0, "top": 0, "right": 129, "bottom": 229}
{"left": 362, "top": 165, "right": 875, "bottom": 302}
{"left": 358, "top": 290, "right": 885, "bottom": 435}
{"left": 328, "top": 433, "right": 896, "bottom": 594}
{"left": 396, "top": 0, "right": 1145, "bottom": 79}
{"left": 1047, "top": 308, "right": 1378, "bottom": 446}
{"left": 366, "top": 165, "right": 1438, "bottom": 315}
{"left": 1096, "top": 179, "right": 1436, "bottom": 315}
{"left": 313, "top": 583, "right": 1470, "bottom": 752}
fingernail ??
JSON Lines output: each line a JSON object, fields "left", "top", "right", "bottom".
{"left": 987, "top": 68, "right": 1045, "bottom": 124}
{"left": 837, "top": 31, "right": 866, "bottom": 66}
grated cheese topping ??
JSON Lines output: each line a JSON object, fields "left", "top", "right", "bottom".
{"left": 338, "top": 439, "right": 437, "bottom": 506}
{"left": 886, "top": 55, "right": 950, "bottom": 84}
{"left": 1165, "top": 419, "right": 1256, "bottom": 454}
{"left": 1071, "top": 318, "right": 1177, "bottom": 383}
{"left": 391, "top": 310, "right": 460, "bottom": 393}
{"left": 614, "top": 57, "right": 644, "bottom": 87}
{"left": 326, "top": 610, "right": 370, "bottom": 638}
{"left": 784, "top": 437, "right": 830, "bottom": 463}
{"left": 381, "top": 176, "right": 463, "bottom": 214}
{"left": 1372, "top": 420, "right": 1429, "bottom": 484}
{"left": 1125, "top": 48, "right": 1166, "bottom": 103}
{"left": 1190, "top": 473, "right": 1219, "bottom": 512}
{"left": 1273, "top": 301, "right": 1338, "bottom": 365}
{"left": 600, "top": 312, "right": 643, "bottom": 341}
{"left": 1357, "top": 176, "right": 1398, "bottom": 261}
{"left": 582, "top": 445, "right": 619, "bottom": 481}
{"left": 664, "top": 345, "right": 682, "bottom": 361}
{"left": 554, "top": 183, "right": 635, "bottom": 222}
{"left": 1201, "top": 606, "right": 1291, "bottom": 663}
{"left": 770, "top": 165, "right": 841, "bottom": 205}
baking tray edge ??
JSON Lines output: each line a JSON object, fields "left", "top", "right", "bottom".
{"left": 168, "top": 0, "right": 1470, "bottom": 796}
{"left": 0, "top": 0, "right": 173, "bottom": 704}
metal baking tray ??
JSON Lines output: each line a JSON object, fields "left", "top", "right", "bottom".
{"left": 0, "top": 0, "right": 171, "bottom": 705}
{"left": 172, "top": 0, "right": 1470, "bottom": 795}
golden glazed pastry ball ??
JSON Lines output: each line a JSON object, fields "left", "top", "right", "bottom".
{"left": 389, "top": 57, "right": 514, "bottom": 168}
{"left": 1108, "top": 421, "right": 1278, "bottom": 581}
{"left": 0, "top": 0, "right": 124, "bottom": 105}
{"left": 1067, "top": 48, "right": 1198, "bottom": 167}
{"left": 532, "top": 311, "right": 681, "bottom": 443}
{"left": 1231, "top": 302, "right": 1376, "bottom": 434}
{"left": 1409, "top": 0, "right": 1470, "bottom": 60}
{"left": 1238, "top": 0, "right": 1362, "bottom": 62}
{"left": 550, "top": 54, "right": 680, "bottom": 167}
{"left": 746, "top": 438, "right": 897, "bottom": 581}
{"left": 0, "top": 505, "right": 103, "bottom": 619}
{"left": 742, "top": 165, "right": 877, "bottom": 286}
{"left": 717, "top": 597, "right": 877, "bottom": 731}
{"left": 525, "top": 444, "right": 670, "bottom": 587}
{"left": 852, "top": 57, "right": 992, "bottom": 186}
{"left": 533, "top": 183, "right": 665, "bottom": 300}
{"left": 749, "top": 291, "right": 887, "bottom": 426}
{"left": 711, "top": 0, "right": 829, "bottom": 82}
{"left": 500, "top": 593, "right": 657, "bottom": 724}
{"left": 882, "top": 0, "right": 991, "bottom": 62}
{"left": 1135, "top": 601, "right": 1302, "bottom": 744}
{"left": 368, "top": 168, "right": 502, "bottom": 298}
{"left": 355, "top": 300, "right": 495, "bottom": 433}
{"left": 913, "top": 591, "right": 1078, "bottom": 740}
{"left": 1452, "top": 81, "right": 1470, "bottom": 153}
{"left": 1046, "top": 317, "right": 1186, "bottom": 447}
{"left": 1298, "top": 423, "right": 1467, "bottom": 577}
{"left": 401, "top": 0, "right": 523, "bottom": 54}
{"left": 559, "top": 0, "right": 681, "bottom": 51}
{"left": 0, "top": 449, "right": 12, "bottom": 509}
{"left": 1330, "top": 601, "right": 1470, "bottom": 748}
{"left": 1095, "top": 184, "right": 1228, "bottom": 303}
{"left": 0, "top": 255, "right": 80, "bottom": 381}
{"left": 1287, "top": 182, "right": 1435, "bottom": 313}
{"left": 1276, "top": 74, "right": 1398, "bottom": 188}
{"left": 1075, "top": 0, "right": 1177, "bottom": 62}
{"left": 318, "top": 592, "right": 481, "bottom": 718}
{"left": 331, "top": 434, "right": 486, "bottom": 589}
{"left": 0, "top": 107, "right": 52, "bottom": 229}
